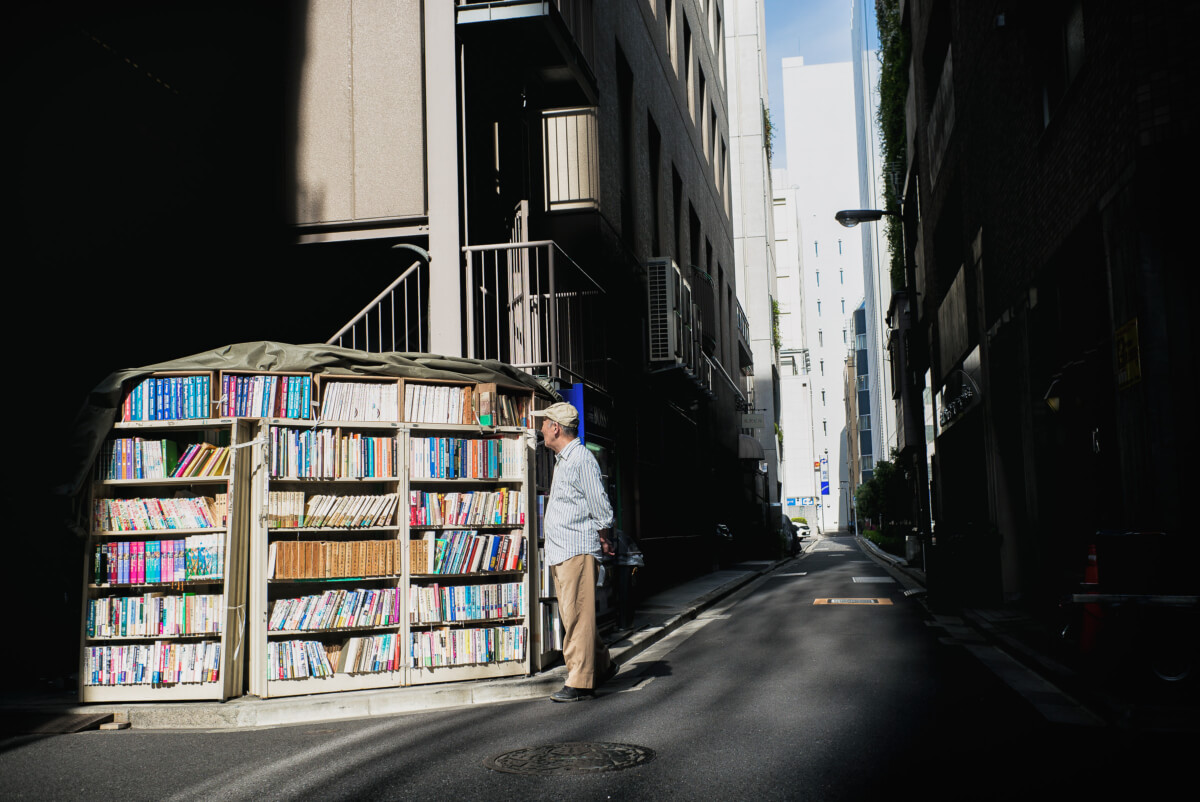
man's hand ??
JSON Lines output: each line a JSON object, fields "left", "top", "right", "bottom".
{"left": 598, "top": 528, "right": 615, "bottom": 556}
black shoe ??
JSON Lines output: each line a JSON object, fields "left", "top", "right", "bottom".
{"left": 599, "top": 661, "right": 619, "bottom": 686}
{"left": 550, "top": 685, "right": 595, "bottom": 702}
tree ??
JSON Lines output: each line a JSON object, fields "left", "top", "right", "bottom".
{"left": 854, "top": 460, "right": 911, "bottom": 531}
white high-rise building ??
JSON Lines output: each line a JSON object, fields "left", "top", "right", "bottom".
{"left": 726, "top": 0, "right": 781, "bottom": 504}
{"left": 780, "top": 57, "right": 866, "bottom": 533}
{"left": 851, "top": 0, "right": 896, "bottom": 471}
{"left": 773, "top": 172, "right": 819, "bottom": 527}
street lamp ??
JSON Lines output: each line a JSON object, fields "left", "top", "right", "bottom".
{"left": 834, "top": 209, "right": 898, "bottom": 228}
{"left": 835, "top": 207, "right": 932, "bottom": 563}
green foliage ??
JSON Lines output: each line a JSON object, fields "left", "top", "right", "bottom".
{"left": 792, "top": 516, "right": 807, "bottom": 524}
{"left": 762, "top": 104, "right": 775, "bottom": 164}
{"left": 771, "top": 298, "right": 781, "bottom": 354}
{"left": 875, "top": 0, "right": 910, "bottom": 292}
{"left": 863, "top": 527, "right": 904, "bottom": 557}
{"left": 854, "top": 459, "right": 912, "bottom": 530}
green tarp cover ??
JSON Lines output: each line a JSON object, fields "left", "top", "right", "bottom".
{"left": 61, "top": 341, "right": 558, "bottom": 499}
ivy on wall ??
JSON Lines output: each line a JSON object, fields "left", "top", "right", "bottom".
{"left": 875, "top": 0, "right": 910, "bottom": 291}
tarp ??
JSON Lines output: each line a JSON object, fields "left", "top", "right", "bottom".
{"left": 59, "top": 341, "right": 559, "bottom": 499}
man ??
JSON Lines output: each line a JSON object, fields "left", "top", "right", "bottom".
{"left": 535, "top": 401, "right": 618, "bottom": 702}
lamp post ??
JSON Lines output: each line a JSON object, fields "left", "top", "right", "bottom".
{"left": 835, "top": 207, "right": 932, "bottom": 563}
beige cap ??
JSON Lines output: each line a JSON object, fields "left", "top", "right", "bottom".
{"left": 532, "top": 401, "right": 579, "bottom": 427}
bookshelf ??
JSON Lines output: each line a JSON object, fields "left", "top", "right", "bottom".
{"left": 249, "top": 418, "right": 405, "bottom": 697}
{"left": 81, "top": 398, "right": 251, "bottom": 702}
{"left": 405, "top": 421, "right": 535, "bottom": 685}
{"left": 219, "top": 370, "right": 314, "bottom": 421}
{"left": 83, "top": 365, "right": 543, "bottom": 701}
{"left": 248, "top": 377, "right": 537, "bottom": 696}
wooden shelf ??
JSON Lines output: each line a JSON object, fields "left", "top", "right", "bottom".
{"left": 268, "top": 624, "right": 402, "bottom": 637}
{"left": 94, "top": 527, "right": 226, "bottom": 537}
{"left": 97, "top": 476, "right": 229, "bottom": 487}
{"left": 85, "top": 632, "right": 220, "bottom": 642}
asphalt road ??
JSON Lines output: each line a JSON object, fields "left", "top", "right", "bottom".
{"left": 2, "top": 537, "right": 1193, "bottom": 799}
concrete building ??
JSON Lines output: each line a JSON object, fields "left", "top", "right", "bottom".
{"left": 725, "top": 0, "right": 781, "bottom": 507}
{"left": 293, "top": 0, "right": 760, "bottom": 572}
{"left": 850, "top": 0, "right": 896, "bottom": 468}
{"left": 896, "top": 0, "right": 1196, "bottom": 611}
{"left": 773, "top": 174, "right": 819, "bottom": 529}
{"left": 779, "top": 57, "right": 867, "bottom": 532}
{"left": 14, "top": 3, "right": 770, "bottom": 688}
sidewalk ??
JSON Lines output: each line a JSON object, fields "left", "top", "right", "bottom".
{"left": 856, "top": 534, "right": 1200, "bottom": 732}
{"left": 2, "top": 561, "right": 784, "bottom": 734}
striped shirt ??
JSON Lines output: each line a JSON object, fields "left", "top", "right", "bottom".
{"left": 543, "top": 438, "right": 613, "bottom": 566}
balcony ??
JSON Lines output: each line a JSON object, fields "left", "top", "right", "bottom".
{"left": 464, "top": 239, "right": 608, "bottom": 391}
{"left": 457, "top": 0, "right": 597, "bottom": 106}
{"left": 736, "top": 299, "right": 753, "bottom": 374}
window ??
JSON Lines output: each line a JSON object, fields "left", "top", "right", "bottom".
{"left": 715, "top": 7, "right": 725, "bottom": 88}
{"left": 817, "top": 300, "right": 822, "bottom": 315}
{"left": 814, "top": 241, "right": 819, "bottom": 257}
{"left": 819, "top": 359, "right": 824, "bottom": 376}
{"left": 818, "top": 329, "right": 823, "bottom": 346}
{"left": 843, "top": 328, "right": 847, "bottom": 343}
{"left": 839, "top": 268, "right": 844, "bottom": 284}
{"left": 822, "top": 419, "right": 828, "bottom": 436}
{"left": 648, "top": 113, "right": 662, "bottom": 254}
{"left": 862, "top": 455, "right": 874, "bottom": 471}
{"left": 665, "top": 0, "right": 676, "bottom": 74}
{"left": 1040, "top": 0, "right": 1085, "bottom": 126}
{"left": 856, "top": 375, "right": 868, "bottom": 391}
{"left": 816, "top": 270, "right": 820, "bottom": 287}
{"left": 856, "top": 333, "right": 867, "bottom": 349}
{"left": 838, "top": 239, "right": 843, "bottom": 255}
{"left": 841, "top": 298, "right": 845, "bottom": 313}
{"left": 542, "top": 108, "right": 599, "bottom": 211}
{"left": 821, "top": 390, "right": 826, "bottom": 405}
{"left": 684, "top": 19, "right": 693, "bottom": 121}
{"left": 859, "top": 414, "right": 871, "bottom": 431}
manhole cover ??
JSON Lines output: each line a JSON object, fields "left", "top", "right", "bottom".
{"left": 484, "top": 742, "right": 656, "bottom": 775}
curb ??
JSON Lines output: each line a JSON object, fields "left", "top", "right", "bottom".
{"left": 6, "top": 565, "right": 782, "bottom": 732}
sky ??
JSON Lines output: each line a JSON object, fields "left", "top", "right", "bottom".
{"left": 763, "top": 0, "right": 879, "bottom": 169}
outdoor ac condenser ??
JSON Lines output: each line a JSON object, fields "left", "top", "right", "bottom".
{"left": 647, "top": 256, "right": 688, "bottom": 365}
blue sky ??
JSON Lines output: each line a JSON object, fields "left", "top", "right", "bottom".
{"left": 763, "top": 0, "right": 878, "bottom": 168}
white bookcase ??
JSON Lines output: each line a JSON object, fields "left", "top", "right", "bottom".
{"left": 245, "top": 377, "right": 537, "bottom": 698}
{"left": 80, "top": 371, "right": 251, "bottom": 702}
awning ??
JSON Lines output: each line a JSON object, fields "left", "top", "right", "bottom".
{"left": 738, "top": 434, "right": 765, "bottom": 460}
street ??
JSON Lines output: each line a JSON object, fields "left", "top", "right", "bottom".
{"left": 2, "top": 537, "right": 1192, "bottom": 800}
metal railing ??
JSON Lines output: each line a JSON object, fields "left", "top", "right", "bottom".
{"left": 326, "top": 248, "right": 429, "bottom": 353}
{"left": 464, "top": 240, "right": 606, "bottom": 390}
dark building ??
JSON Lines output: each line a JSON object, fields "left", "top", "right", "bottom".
{"left": 897, "top": 0, "right": 1197, "bottom": 611}
{"left": 7, "top": 2, "right": 760, "bottom": 688}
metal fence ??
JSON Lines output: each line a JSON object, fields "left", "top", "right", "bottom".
{"left": 464, "top": 240, "right": 606, "bottom": 390}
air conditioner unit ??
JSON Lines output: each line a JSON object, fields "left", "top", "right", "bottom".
{"left": 647, "top": 257, "right": 688, "bottom": 364}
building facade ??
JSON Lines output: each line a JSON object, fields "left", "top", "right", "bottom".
{"left": 897, "top": 0, "right": 1196, "bottom": 608}
{"left": 779, "top": 57, "right": 868, "bottom": 532}
{"left": 773, "top": 174, "right": 820, "bottom": 529}
{"left": 726, "top": 0, "right": 782, "bottom": 509}
{"left": 850, "top": 0, "right": 897, "bottom": 469}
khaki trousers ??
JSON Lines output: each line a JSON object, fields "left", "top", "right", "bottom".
{"left": 552, "top": 553, "right": 612, "bottom": 689}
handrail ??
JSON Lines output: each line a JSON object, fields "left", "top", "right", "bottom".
{"left": 326, "top": 259, "right": 422, "bottom": 345}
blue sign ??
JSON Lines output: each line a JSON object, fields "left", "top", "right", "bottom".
{"left": 821, "top": 481, "right": 830, "bottom": 495}
{"left": 560, "top": 383, "right": 585, "bottom": 444}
